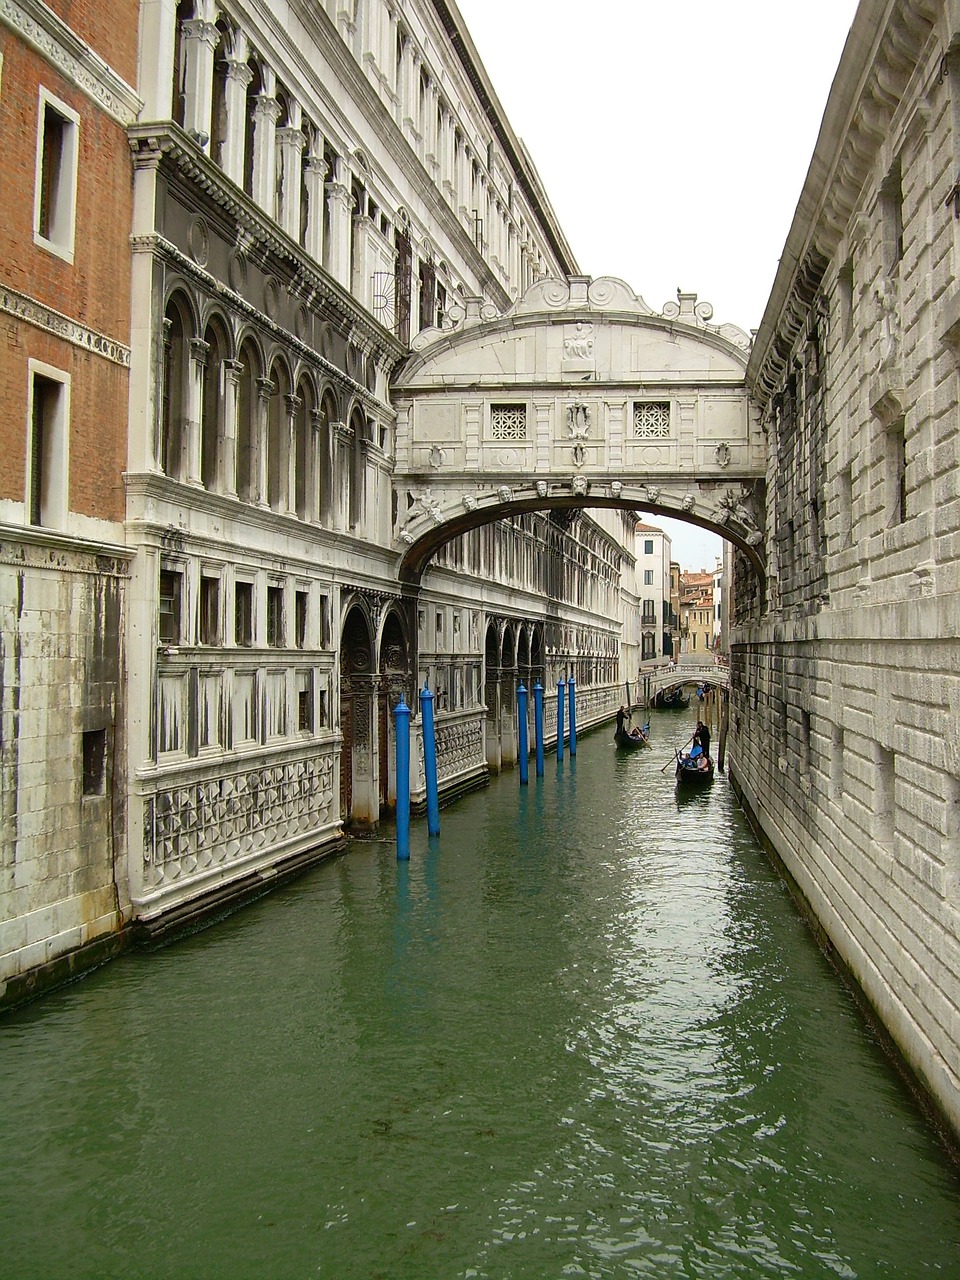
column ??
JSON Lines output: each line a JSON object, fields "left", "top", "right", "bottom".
{"left": 308, "top": 408, "right": 323, "bottom": 523}
{"left": 220, "top": 31, "right": 252, "bottom": 184}
{"left": 283, "top": 393, "right": 301, "bottom": 517}
{"left": 180, "top": 1, "right": 220, "bottom": 148}
{"left": 326, "top": 157, "right": 353, "bottom": 288}
{"left": 221, "top": 359, "right": 242, "bottom": 497}
{"left": 251, "top": 68, "right": 281, "bottom": 218}
{"left": 425, "top": 78, "right": 440, "bottom": 176}
{"left": 255, "top": 377, "right": 274, "bottom": 508}
{"left": 185, "top": 339, "right": 209, "bottom": 487}
{"left": 303, "top": 151, "right": 328, "bottom": 263}
{"left": 138, "top": 0, "right": 177, "bottom": 120}
{"left": 278, "top": 102, "right": 306, "bottom": 242}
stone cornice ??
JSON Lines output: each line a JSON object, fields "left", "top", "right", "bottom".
{"left": 0, "top": 0, "right": 141, "bottom": 125}
{"left": 1, "top": 283, "right": 131, "bottom": 366}
{"left": 747, "top": 0, "right": 939, "bottom": 408}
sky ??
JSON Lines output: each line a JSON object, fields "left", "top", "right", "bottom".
{"left": 454, "top": 0, "right": 861, "bottom": 569}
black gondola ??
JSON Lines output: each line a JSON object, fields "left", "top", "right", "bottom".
{"left": 615, "top": 726, "right": 649, "bottom": 750}
{"left": 653, "top": 688, "right": 691, "bottom": 710}
{"left": 675, "top": 753, "right": 714, "bottom": 786}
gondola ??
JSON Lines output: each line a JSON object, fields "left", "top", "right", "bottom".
{"left": 653, "top": 688, "right": 691, "bottom": 710}
{"left": 615, "top": 726, "right": 649, "bottom": 750}
{"left": 675, "top": 753, "right": 714, "bottom": 785}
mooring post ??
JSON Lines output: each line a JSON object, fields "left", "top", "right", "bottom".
{"left": 420, "top": 683, "right": 440, "bottom": 836}
{"left": 568, "top": 674, "right": 577, "bottom": 756}
{"left": 394, "top": 695, "right": 411, "bottom": 860}
{"left": 557, "top": 677, "right": 566, "bottom": 761}
{"left": 517, "top": 682, "right": 529, "bottom": 785}
{"left": 533, "top": 681, "right": 545, "bottom": 777}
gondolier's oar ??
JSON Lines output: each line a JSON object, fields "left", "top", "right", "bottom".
{"left": 660, "top": 733, "right": 695, "bottom": 772}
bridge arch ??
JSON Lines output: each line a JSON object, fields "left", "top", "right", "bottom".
{"left": 390, "top": 275, "right": 767, "bottom": 599}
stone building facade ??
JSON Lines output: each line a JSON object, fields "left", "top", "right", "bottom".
{"left": 0, "top": 0, "right": 140, "bottom": 1001}
{"left": 732, "top": 0, "right": 960, "bottom": 1134}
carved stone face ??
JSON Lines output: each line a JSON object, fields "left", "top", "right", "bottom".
{"left": 572, "top": 476, "right": 588, "bottom": 496}
{"left": 497, "top": 486, "right": 512, "bottom": 502}
{"left": 535, "top": 480, "right": 548, "bottom": 498}
{"left": 610, "top": 481, "right": 622, "bottom": 497}
{"left": 462, "top": 494, "right": 477, "bottom": 512}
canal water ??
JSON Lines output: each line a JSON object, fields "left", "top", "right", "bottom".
{"left": 2, "top": 710, "right": 960, "bottom": 1279}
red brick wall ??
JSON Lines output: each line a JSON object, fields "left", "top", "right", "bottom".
{"left": 44, "top": 0, "right": 140, "bottom": 87}
{"left": 0, "top": 30, "right": 133, "bottom": 523}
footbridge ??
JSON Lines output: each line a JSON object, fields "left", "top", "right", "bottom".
{"left": 390, "top": 275, "right": 767, "bottom": 587}
{"left": 641, "top": 661, "right": 730, "bottom": 708}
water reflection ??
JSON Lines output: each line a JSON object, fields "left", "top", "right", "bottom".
{"left": 1, "top": 709, "right": 959, "bottom": 1279}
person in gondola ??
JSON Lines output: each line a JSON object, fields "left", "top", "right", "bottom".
{"left": 695, "top": 720, "right": 711, "bottom": 761}
{"left": 616, "top": 705, "right": 627, "bottom": 736}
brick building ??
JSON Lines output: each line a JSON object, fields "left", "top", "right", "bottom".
{"left": 0, "top": 2, "right": 140, "bottom": 1000}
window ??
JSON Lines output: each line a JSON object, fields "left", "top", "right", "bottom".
{"left": 159, "top": 570, "right": 182, "bottom": 644}
{"left": 235, "top": 581, "right": 254, "bottom": 646}
{"left": 26, "top": 366, "right": 69, "bottom": 528}
{"left": 82, "top": 728, "right": 106, "bottom": 796}
{"left": 490, "top": 404, "right": 527, "bottom": 440}
{"left": 295, "top": 589, "right": 309, "bottom": 649}
{"left": 199, "top": 575, "right": 220, "bottom": 645}
{"left": 641, "top": 598, "right": 656, "bottom": 625}
{"left": 267, "top": 585, "right": 284, "bottom": 647}
{"left": 319, "top": 595, "right": 330, "bottom": 648}
{"left": 297, "top": 671, "right": 313, "bottom": 732}
{"left": 633, "top": 402, "right": 670, "bottom": 438}
{"left": 644, "top": 539, "right": 654, "bottom": 555}
{"left": 643, "top": 570, "right": 654, "bottom": 585}
{"left": 34, "top": 89, "right": 79, "bottom": 261}
{"left": 885, "top": 418, "right": 907, "bottom": 526}
{"left": 881, "top": 159, "right": 904, "bottom": 274}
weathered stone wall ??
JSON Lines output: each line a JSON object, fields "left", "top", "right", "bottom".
{"left": 735, "top": 0, "right": 960, "bottom": 1134}
{"left": 0, "top": 544, "right": 128, "bottom": 1001}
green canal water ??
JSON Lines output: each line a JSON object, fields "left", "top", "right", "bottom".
{"left": 3, "top": 711, "right": 960, "bottom": 1279}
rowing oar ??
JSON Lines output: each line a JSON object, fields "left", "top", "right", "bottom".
{"left": 660, "top": 734, "right": 695, "bottom": 772}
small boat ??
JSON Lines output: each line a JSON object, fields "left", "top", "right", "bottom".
{"left": 675, "top": 753, "right": 714, "bottom": 785}
{"left": 654, "top": 688, "right": 691, "bottom": 710}
{"left": 615, "top": 726, "right": 650, "bottom": 750}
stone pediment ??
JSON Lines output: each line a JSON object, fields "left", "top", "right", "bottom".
{"left": 399, "top": 276, "right": 752, "bottom": 390}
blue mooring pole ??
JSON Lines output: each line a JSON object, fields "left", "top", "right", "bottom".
{"left": 557, "top": 677, "right": 566, "bottom": 761}
{"left": 394, "top": 695, "right": 411, "bottom": 860}
{"left": 517, "top": 682, "right": 529, "bottom": 785}
{"left": 533, "top": 681, "right": 544, "bottom": 777}
{"left": 568, "top": 674, "right": 577, "bottom": 756}
{"left": 420, "top": 683, "right": 440, "bottom": 837}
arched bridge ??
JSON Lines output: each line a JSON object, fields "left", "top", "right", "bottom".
{"left": 642, "top": 662, "right": 730, "bottom": 707}
{"left": 390, "top": 275, "right": 767, "bottom": 583}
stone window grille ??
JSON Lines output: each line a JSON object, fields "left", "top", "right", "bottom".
{"left": 633, "top": 402, "right": 671, "bottom": 438}
{"left": 490, "top": 404, "right": 527, "bottom": 440}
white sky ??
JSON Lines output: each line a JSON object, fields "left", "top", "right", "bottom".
{"left": 454, "top": 0, "right": 860, "bottom": 569}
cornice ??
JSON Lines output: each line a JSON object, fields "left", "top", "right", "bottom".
{"left": 1, "top": 283, "right": 131, "bottom": 366}
{"left": 747, "top": 0, "right": 939, "bottom": 408}
{"left": 0, "top": 0, "right": 141, "bottom": 125}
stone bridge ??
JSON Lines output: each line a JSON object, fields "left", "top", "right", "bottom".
{"left": 641, "top": 661, "right": 730, "bottom": 707}
{"left": 390, "top": 275, "right": 766, "bottom": 585}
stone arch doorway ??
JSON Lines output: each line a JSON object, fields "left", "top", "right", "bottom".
{"left": 340, "top": 603, "right": 376, "bottom": 828}
{"left": 378, "top": 606, "right": 411, "bottom": 816}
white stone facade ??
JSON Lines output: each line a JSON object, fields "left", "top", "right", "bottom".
{"left": 734, "top": 0, "right": 960, "bottom": 1134}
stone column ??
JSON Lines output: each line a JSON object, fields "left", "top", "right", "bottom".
{"left": 326, "top": 157, "right": 353, "bottom": 289}
{"left": 138, "top": 0, "right": 177, "bottom": 120}
{"left": 220, "top": 32, "right": 252, "bottom": 183}
{"left": 251, "top": 71, "right": 281, "bottom": 218}
{"left": 303, "top": 152, "right": 328, "bottom": 263}
{"left": 425, "top": 78, "right": 440, "bottom": 177}
{"left": 283, "top": 393, "right": 301, "bottom": 517}
{"left": 221, "top": 359, "right": 242, "bottom": 497}
{"left": 180, "top": 2, "right": 220, "bottom": 148}
{"left": 278, "top": 101, "right": 305, "bottom": 242}
{"left": 186, "top": 338, "right": 210, "bottom": 487}
{"left": 255, "top": 377, "right": 274, "bottom": 508}
{"left": 402, "top": 46, "right": 419, "bottom": 145}
{"left": 308, "top": 408, "right": 323, "bottom": 524}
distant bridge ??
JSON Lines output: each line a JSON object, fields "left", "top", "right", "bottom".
{"left": 638, "top": 662, "right": 730, "bottom": 709}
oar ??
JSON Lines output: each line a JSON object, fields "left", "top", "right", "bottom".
{"left": 660, "top": 734, "right": 694, "bottom": 772}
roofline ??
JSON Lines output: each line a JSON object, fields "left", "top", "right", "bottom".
{"left": 431, "top": 0, "right": 580, "bottom": 277}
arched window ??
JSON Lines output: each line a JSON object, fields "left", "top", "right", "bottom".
{"left": 236, "top": 337, "right": 260, "bottom": 503}
{"left": 294, "top": 379, "right": 313, "bottom": 521}
{"left": 242, "top": 60, "right": 263, "bottom": 199}
{"left": 266, "top": 359, "right": 290, "bottom": 512}
{"left": 317, "top": 390, "right": 336, "bottom": 526}
{"left": 347, "top": 407, "right": 366, "bottom": 528}
{"left": 200, "top": 319, "right": 227, "bottom": 490}
{"left": 160, "top": 294, "right": 191, "bottom": 480}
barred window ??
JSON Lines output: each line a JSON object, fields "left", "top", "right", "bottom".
{"left": 490, "top": 403, "right": 527, "bottom": 440}
{"left": 634, "top": 401, "right": 671, "bottom": 438}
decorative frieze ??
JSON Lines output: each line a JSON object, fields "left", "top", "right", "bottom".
{"left": 1, "top": 285, "right": 131, "bottom": 367}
